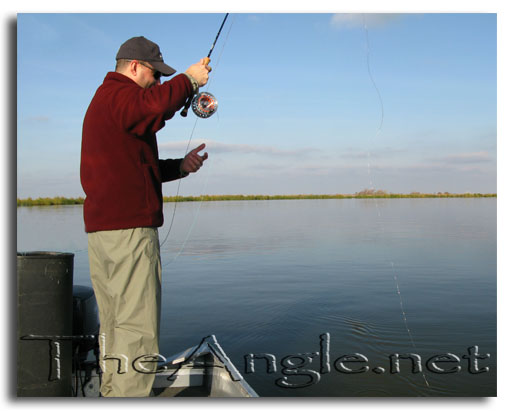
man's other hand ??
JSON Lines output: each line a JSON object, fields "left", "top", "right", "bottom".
{"left": 180, "top": 143, "right": 208, "bottom": 175}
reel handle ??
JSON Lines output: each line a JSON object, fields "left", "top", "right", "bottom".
{"left": 180, "top": 96, "right": 193, "bottom": 117}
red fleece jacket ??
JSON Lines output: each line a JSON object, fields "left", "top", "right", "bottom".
{"left": 80, "top": 71, "right": 193, "bottom": 232}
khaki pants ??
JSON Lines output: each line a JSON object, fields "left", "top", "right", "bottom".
{"left": 88, "top": 227, "right": 162, "bottom": 397}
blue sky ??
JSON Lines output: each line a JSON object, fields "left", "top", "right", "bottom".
{"left": 17, "top": 12, "right": 497, "bottom": 197}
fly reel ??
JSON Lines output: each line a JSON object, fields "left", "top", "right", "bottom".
{"left": 191, "top": 92, "right": 218, "bottom": 118}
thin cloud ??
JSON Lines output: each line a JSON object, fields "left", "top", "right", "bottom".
{"left": 159, "top": 139, "right": 316, "bottom": 157}
{"left": 21, "top": 14, "right": 60, "bottom": 42}
{"left": 247, "top": 15, "right": 262, "bottom": 23}
{"left": 432, "top": 151, "right": 493, "bottom": 165}
{"left": 330, "top": 13, "right": 403, "bottom": 29}
{"left": 72, "top": 15, "right": 119, "bottom": 50}
{"left": 25, "top": 116, "right": 51, "bottom": 123}
{"left": 338, "top": 146, "right": 407, "bottom": 160}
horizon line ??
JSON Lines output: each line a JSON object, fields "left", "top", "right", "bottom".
{"left": 17, "top": 192, "right": 497, "bottom": 207}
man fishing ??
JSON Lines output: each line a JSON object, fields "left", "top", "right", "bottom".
{"left": 80, "top": 36, "right": 210, "bottom": 397}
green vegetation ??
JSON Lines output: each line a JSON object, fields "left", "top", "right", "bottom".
{"left": 165, "top": 192, "right": 497, "bottom": 202}
{"left": 17, "top": 190, "right": 496, "bottom": 207}
{"left": 17, "top": 197, "right": 85, "bottom": 207}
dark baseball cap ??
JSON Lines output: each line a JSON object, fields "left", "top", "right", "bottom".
{"left": 116, "top": 36, "right": 176, "bottom": 76}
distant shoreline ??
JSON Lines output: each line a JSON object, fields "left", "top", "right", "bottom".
{"left": 16, "top": 192, "right": 497, "bottom": 207}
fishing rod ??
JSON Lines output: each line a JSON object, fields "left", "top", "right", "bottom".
{"left": 181, "top": 13, "right": 229, "bottom": 119}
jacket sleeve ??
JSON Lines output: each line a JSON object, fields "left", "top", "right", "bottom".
{"left": 112, "top": 74, "right": 193, "bottom": 136}
{"left": 159, "top": 158, "right": 187, "bottom": 182}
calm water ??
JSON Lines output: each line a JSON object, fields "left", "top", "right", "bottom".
{"left": 17, "top": 198, "right": 496, "bottom": 397}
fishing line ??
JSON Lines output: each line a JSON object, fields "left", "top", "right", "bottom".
{"left": 162, "top": 150, "right": 215, "bottom": 268}
{"left": 362, "top": 15, "right": 430, "bottom": 389}
{"left": 159, "top": 119, "right": 199, "bottom": 249}
{"left": 159, "top": 14, "right": 235, "bottom": 262}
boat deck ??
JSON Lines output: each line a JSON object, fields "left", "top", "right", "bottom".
{"left": 73, "top": 335, "right": 258, "bottom": 397}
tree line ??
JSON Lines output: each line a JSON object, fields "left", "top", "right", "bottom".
{"left": 17, "top": 190, "right": 497, "bottom": 207}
